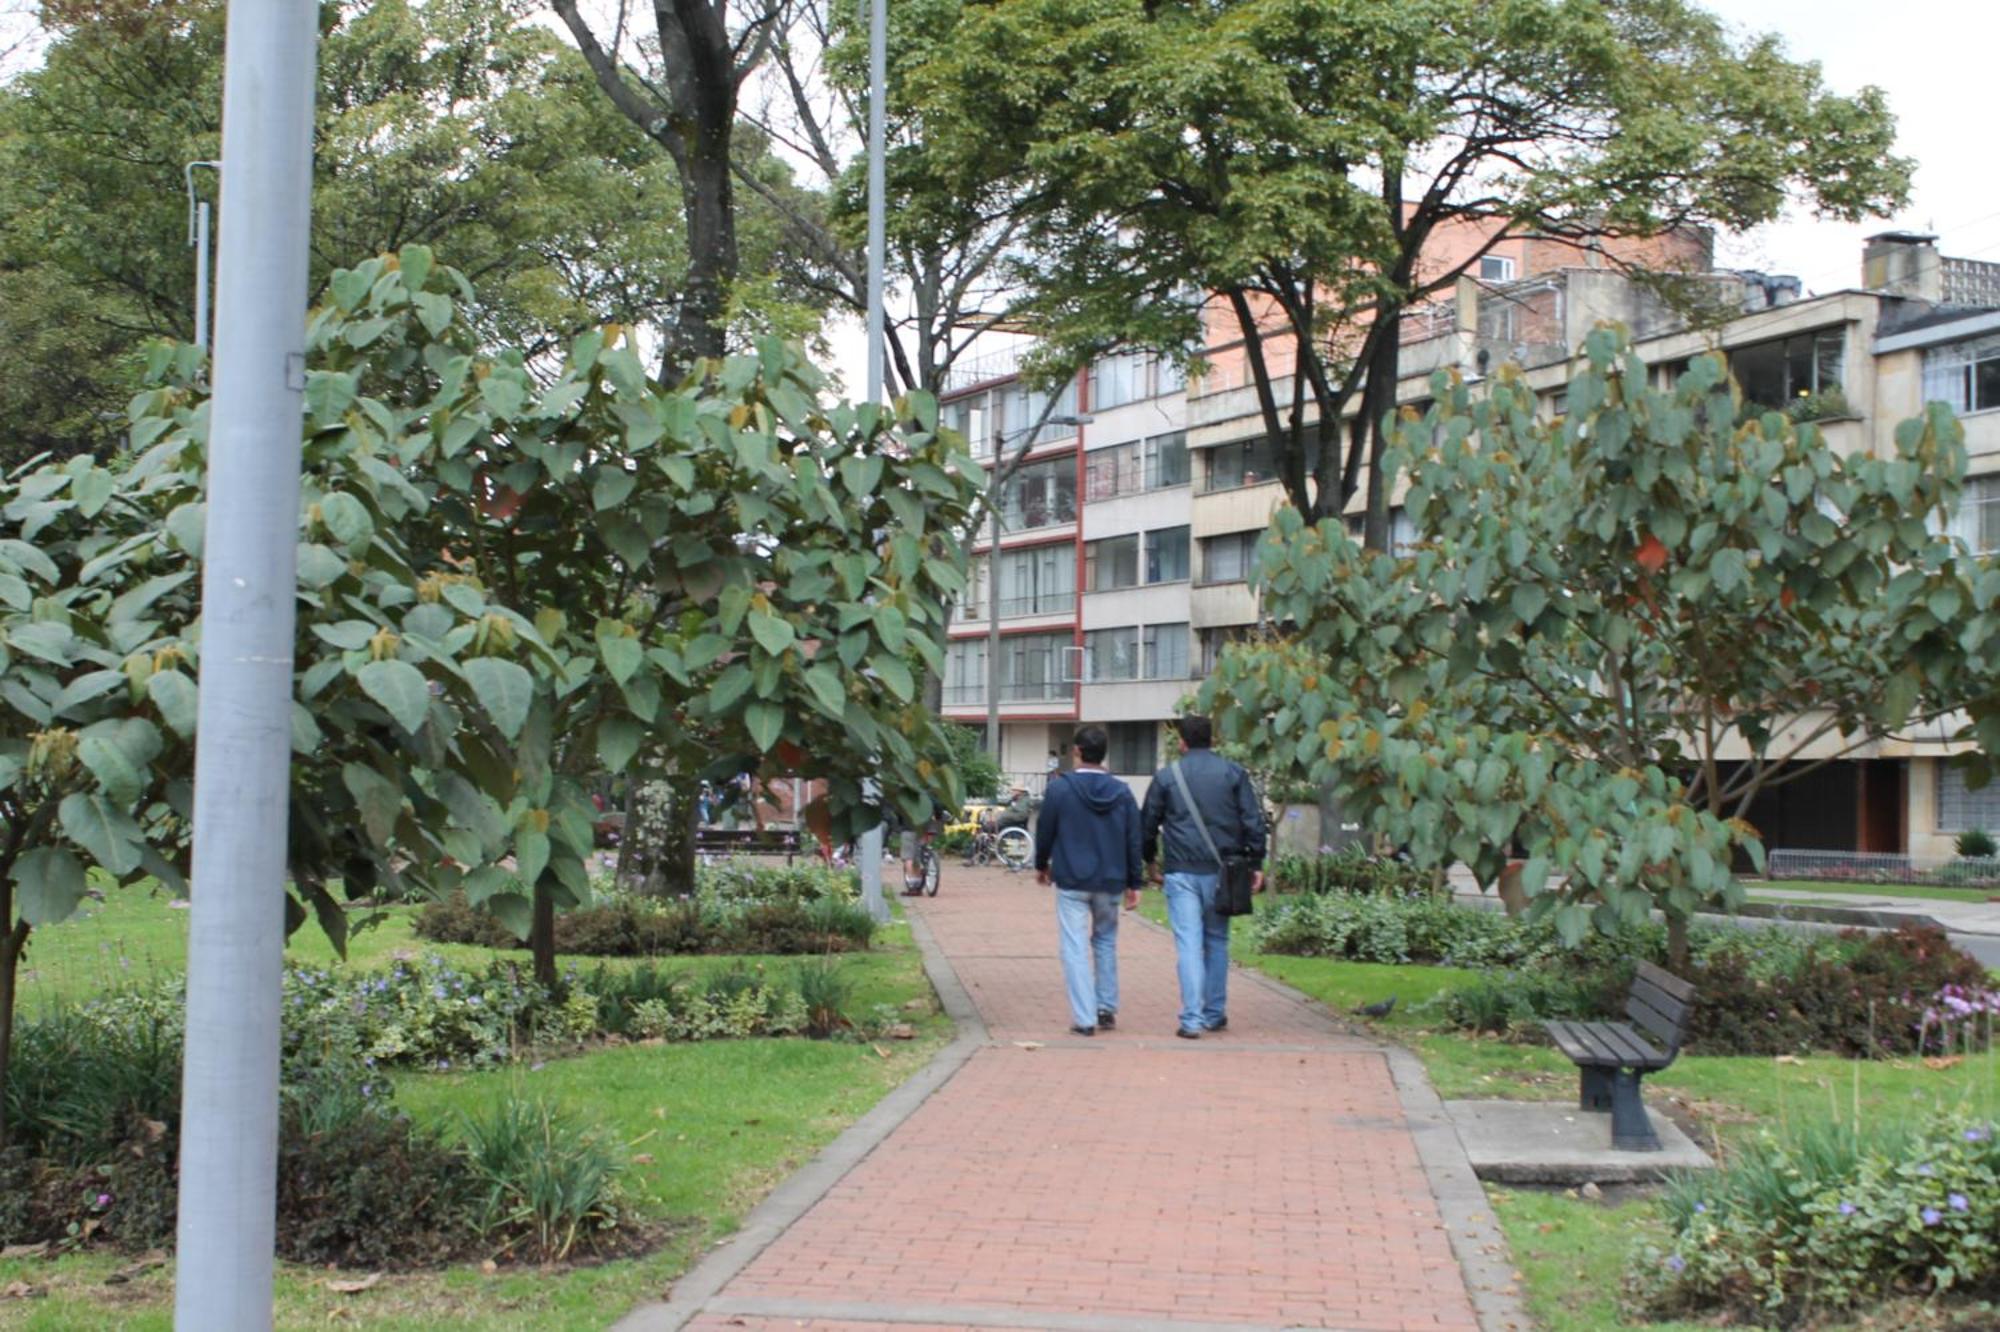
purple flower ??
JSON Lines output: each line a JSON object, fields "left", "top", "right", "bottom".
{"left": 1693, "top": 1202, "right": 1707, "bottom": 1215}
{"left": 1966, "top": 1128, "right": 1991, "bottom": 1143}
{"left": 1666, "top": 1255, "right": 1685, "bottom": 1273}
{"left": 1838, "top": 1201, "right": 1857, "bottom": 1216}
{"left": 1918, "top": 1164, "right": 1935, "bottom": 1177}
{"left": 360, "top": 1083, "right": 373, "bottom": 1098}
{"left": 1949, "top": 1193, "right": 1969, "bottom": 1212}
{"left": 94, "top": 1193, "right": 111, "bottom": 1208}
{"left": 1922, "top": 1207, "right": 1942, "bottom": 1226}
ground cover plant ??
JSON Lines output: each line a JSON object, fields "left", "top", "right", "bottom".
{"left": 1249, "top": 889, "right": 1995, "bottom": 1058}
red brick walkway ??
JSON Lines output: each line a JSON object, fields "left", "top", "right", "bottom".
{"left": 673, "top": 868, "right": 1484, "bottom": 1332}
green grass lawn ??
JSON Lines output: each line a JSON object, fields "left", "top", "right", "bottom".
{"left": 0, "top": 897, "right": 946, "bottom": 1330}
{"left": 1747, "top": 877, "right": 1999, "bottom": 906}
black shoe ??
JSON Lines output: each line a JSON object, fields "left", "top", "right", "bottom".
{"left": 1175, "top": 1026, "right": 1202, "bottom": 1040}
{"left": 1069, "top": 1024, "right": 1096, "bottom": 1037}
{"left": 900, "top": 887, "right": 925, "bottom": 897}
{"left": 1204, "top": 1017, "right": 1227, "bottom": 1032}
{"left": 1097, "top": 1011, "right": 1117, "bottom": 1030}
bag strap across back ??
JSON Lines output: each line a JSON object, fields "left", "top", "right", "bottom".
{"left": 1168, "top": 761, "right": 1227, "bottom": 870}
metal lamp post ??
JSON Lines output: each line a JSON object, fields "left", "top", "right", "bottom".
{"left": 984, "top": 412, "right": 1090, "bottom": 770}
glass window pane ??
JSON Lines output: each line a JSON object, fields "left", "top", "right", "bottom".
{"left": 1085, "top": 627, "right": 1138, "bottom": 681}
{"left": 1146, "top": 525, "right": 1190, "bottom": 582}
{"left": 1145, "top": 432, "right": 1189, "bottom": 488}
{"left": 1975, "top": 357, "right": 2000, "bottom": 413}
{"left": 1813, "top": 329, "right": 1844, "bottom": 394}
{"left": 1144, "top": 623, "right": 1189, "bottom": 679}
{"left": 1732, "top": 339, "right": 1788, "bottom": 410}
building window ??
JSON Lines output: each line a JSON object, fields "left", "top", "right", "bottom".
{"left": 1479, "top": 254, "right": 1516, "bottom": 282}
{"left": 1084, "top": 626, "right": 1139, "bottom": 681}
{"left": 1200, "top": 531, "right": 1261, "bottom": 584}
{"left": 1730, "top": 327, "right": 1845, "bottom": 412}
{"left": 1083, "top": 534, "right": 1139, "bottom": 592}
{"left": 1000, "top": 456, "right": 1077, "bottom": 532}
{"left": 1145, "top": 525, "right": 1190, "bottom": 583}
{"left": 1202, "top": 436, "right": 1279, "bottom": 493}
{"left": 1923, "top": 333, "right": 2000, "bottom": 415}
{"left": 1946, "top": 474, "right": 2000, "bottom": 554}
{"left": 997, "top": 379, "right": 1079, "bottom": 448}
{"left": 1089, "top": 352, "right": 1147, "bottom": 411}
{"left": 1143, "top": 622, "right": 1190, "bottom": 680}
{"left": 1106, "top": 722, "right": 1159, "bottom": 776}
{"left": 1144, "top": 432, "right": 1190, "bottom": 488}
{"left": 1198, "top": 626, "right": 1249, "bottom": 675}
{"left": 943, "top": 638, "right": 986, "bottom": 705}
{"left": 996, "top": 631, "right": 1077, "bottom": 702}
{"left": 1938, "top": 760, "right": 2000, "bottom": 834}
{"left": 1155, "top": 356, "right": 1187, "bottom": 395}
{"left": 997, "top": 544, "right": 1075, "bottom": 616}
{"left": 962, "top": 557, "right": 984, "bottom": 617}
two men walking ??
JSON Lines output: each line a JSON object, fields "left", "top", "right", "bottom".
{"left": 1034, "top": 716, "right": 1265, "bottom": 1038}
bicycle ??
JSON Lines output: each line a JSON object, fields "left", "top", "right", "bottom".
{"left": 903, "top": 841, "right": 941, "bottom": 896}
{"left": 963, "top": 824, "right": 1032, "bottom": 871}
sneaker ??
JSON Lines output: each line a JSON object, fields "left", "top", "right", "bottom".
{"left": 1204, "top": 1017, "right": 1228, "bottom": 1032}
{"left": 1096, "top": 1011, "right": 1117, "bottom": 1030}
{"left": 900, "top": 887, "right": 925, "bottom": 897}
{"left": 1175, "top": 1026, "right": 1202, "bottom": 1040}
{"left": 1069, "top": 1024, "right": 1096, "bottom": 1037}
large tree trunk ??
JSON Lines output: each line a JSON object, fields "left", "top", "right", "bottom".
{"left": 671, "top": 124, "right": 738, "bottom": 372}
{"left": 0, "top": 917, "right": 25, "bottom": 1149}
{"left": 1358, "top": 328, "right": 1402, "bottom": 552}
{"left": 529, "top": 878, "right": 558, "bottom": 990}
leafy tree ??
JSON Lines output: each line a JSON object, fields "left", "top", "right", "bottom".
{"left": 0, "top": 0, "right": 741, "bottom": 467}
{"left": 902, "top": 0, "right": 1912, "bottom": 545}
{"left": 1205, "top": 333, "right": 1998, "bottom": 968}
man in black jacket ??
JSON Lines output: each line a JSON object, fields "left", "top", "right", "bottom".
{"left": 1140, "top": 715, "right": 1267, "bottom": 1039}
{"left": 1034, "top": 726, "right": 1143, "bottom": 1037}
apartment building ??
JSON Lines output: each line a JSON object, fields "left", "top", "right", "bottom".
{"left": 940, "top": 231, "right": 2000, "bottom": 854}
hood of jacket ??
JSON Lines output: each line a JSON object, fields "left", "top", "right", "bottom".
{"left": 1061, "top": 768, "right": 1131, "bottom": 813}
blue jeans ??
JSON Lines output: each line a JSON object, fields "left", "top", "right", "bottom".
{"left": 1163, "top": 872, "right": 1229, "bottom": 1030}
{"left": 1055, "top": 889, "right": 1121, "bottom": 1029}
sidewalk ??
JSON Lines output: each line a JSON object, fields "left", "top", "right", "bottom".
{"left": 619, "top": 868, "right": 1519, "bottom": 1332}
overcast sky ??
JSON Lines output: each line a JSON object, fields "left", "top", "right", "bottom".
{"left": 1709, "top": 0, "right": 1998, "bottom": 292}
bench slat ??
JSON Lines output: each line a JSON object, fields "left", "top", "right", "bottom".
{"left": 1629, "top": 976, "right": 1693, "bottom": 1027}
{"left": 1636, "top": 960, "right": 1697, "bottom": 1004}
{"left": 1626, "top": 991, "right": 1688, "bottom": 1049}
{"left": 1545, "top": 1019, "right": 1673, "bottom": 1070}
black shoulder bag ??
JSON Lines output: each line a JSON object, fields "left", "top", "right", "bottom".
{"left": 1168, "top": 762, "right": 1257, "bottom": 917}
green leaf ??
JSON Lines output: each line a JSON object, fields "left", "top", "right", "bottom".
{"left": 13, "top": 847, "right": 88, "bottom": 925}
{"left": 148, "top": 670, "right": 198, "bottom": 738}
{"left": 79, "top": 733, "right": 146, "bottom": 805}
{"left": 480, "top": 374, "right": 525, "bottom": 420}
{"left": 488, "top": 892, "right": 534, "bottom": 940}
{"left": 597, "top": 632, "right": 643, "bottom": 685}
{"left": 342, "top": 762, "right": 404, "bottom": 846}
{"left": 748, "top": 608, "right": 795, "bottom": 657}
{"left": 357, "top": 659, "right": 432, "bottom": 734}
{"left": 745, "top": 700, "right": 784, "bottom": 752}
{"left": 58, "top": 791, "right": 145, "bottom": 876}
{"left": 592, "top": 467, "right": 638, "bottom": 511}
{"left": 70, "top": 468, "right": 114, "bottom": 518}
{"left": 598, "top": 716, "right": 643, "bottom": 773}
{"left": 515, "top": 827, "right": 551, "bottom": 886}
{"left": 1510, "top": 584, "right": 1548, "bottom": 626}
{"left": 874, "top": 604, "right": 908, "bottom": 652}
{"left": 871, "top": 655, "right": 914, "bottom": 701}
{"left": 804, "top": 665, "right": 848, "bottom": 718}
{"left": 464, "top": 657, "right": 534, "bottom": 741}
{"left": 398, "top": 244, "right": 434, "bottom": 292}
{"left": 319, "top": 492, "right": 373, "bottom": 550}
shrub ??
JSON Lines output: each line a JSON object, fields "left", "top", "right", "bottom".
{"left": 1266, "top": 848, "right": 1440, "bottom": 897}
{"left": 457, "top": 1094, "right": 624, "bottom": 1262}
{"left": 796, "top": 958, "right": 855, "bottom": 1038}
{"left": 1956, "top": 828, "right": 1997, "bottom": 860}
{"left": 3, "top": 1006, "right": 181, "bottom": 1167}
{"left": 283, "top": 955, "right": 549, "bottom": 1070}
{"left": 1631, "top": 1114, "right": 2000, "bottom": 1325}
{"left": 413, "top": 888, "right": 874, "bottom": 957}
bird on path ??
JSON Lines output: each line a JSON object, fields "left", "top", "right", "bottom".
{"left": 1352, "top": 996, "right": 1397, "bottom": 1018}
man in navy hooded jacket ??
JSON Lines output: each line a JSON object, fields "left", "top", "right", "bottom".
{"left": 1034, "top": 725, "right": 1143, "bottom": 1036}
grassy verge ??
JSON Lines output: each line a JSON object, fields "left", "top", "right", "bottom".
{"left": 1748, "top": 878, "right": 1999, "bottom": 906}
{"left": 0, "top": 912, "right": 946, "bottom": 1329}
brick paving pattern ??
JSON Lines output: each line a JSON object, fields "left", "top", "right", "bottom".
{"left": 681, "top": 866, "right": 1482, "bottom": 1332}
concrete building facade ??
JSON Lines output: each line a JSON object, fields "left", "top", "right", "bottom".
{"left": 939, "top": 232, "right": 2000, "bottom": 856}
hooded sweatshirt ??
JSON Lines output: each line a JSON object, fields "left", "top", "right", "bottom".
{"left": 1033, "top": 767, "right": 1143, "bottom": 895}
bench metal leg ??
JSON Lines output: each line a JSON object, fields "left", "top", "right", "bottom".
{"left": 1609, "top": 1069, "right": 1661, "bottom": 1152}
{"left": 1578, "top": 1065, "right": 1614, "bottom": 1113}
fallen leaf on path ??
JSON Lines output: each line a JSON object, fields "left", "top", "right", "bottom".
{"left": 2, "top": 1282, "right": 41, "bottom": 1299}
{"left": 885, "top": 1023, "right": 916, "bottom": 1040}
{"left": 1773, "top": 1055, "right": 1803, "bottom": 1065}
{"left": 1925, "top": 1055, "right": 1964, "bottom": 1070}
{"left": 324, "top": 1273, "right": 382, "bottom": 1295}
{"left": 631, "top": 1153, "right": 656, "bottom": 1166}
{"left": 0, "top": 1244, "right": 46, "bottom": 1261}
{"left": 480, "top": 1260, "right": 499, "bottom": 1275}
{"left": 1012, "top": 1041, "right": 1043, "bottom": 1050}
{"left": 871, "top": 1044, "right": 891, "bottom": 1058}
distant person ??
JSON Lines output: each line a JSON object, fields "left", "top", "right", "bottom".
{"left": 1141, "top": 715, "right": 1267, "bottom": 1039}
{"left": 1034, "top": 727, "right": 1143, "bottom": 1036}
{"left": 985, "top": 785, "right": 1033, "bottom": 833}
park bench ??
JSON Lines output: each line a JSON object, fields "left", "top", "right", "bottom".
{"left": 693, "top": 826, "right": 804, "bottom": 862}
{"left": 1542, "top": 961, "right": 1696, "bottom": 1152}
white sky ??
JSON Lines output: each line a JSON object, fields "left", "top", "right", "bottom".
{"left": 834, "top": 0, "right": 1998, "bottom": 397}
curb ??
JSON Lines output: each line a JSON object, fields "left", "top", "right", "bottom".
{"left": 610, "top": 908, "right": 985, "bottom": 1331}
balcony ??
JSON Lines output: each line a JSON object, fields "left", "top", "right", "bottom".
{"left": 941, "top": 680, "right": 1077, "bottom": 706}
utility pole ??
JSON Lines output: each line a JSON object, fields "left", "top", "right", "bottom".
{"left": 173, "top": 4, "right": 317, "bottom": 1327}
{"left": 855, "top": 0, "right": 890, "bottom": 921}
